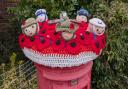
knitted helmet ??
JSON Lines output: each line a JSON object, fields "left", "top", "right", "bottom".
{"left": 89, "top": 18, "right": 106, "bottom": 28}
{"left": 35, "top": 9, "right": 47, "bottom": 17}
{"left": 21, "top": 18, "right": 37, "bottom": 29}
{"left": 77, "top": 8, "right": 89, "bottom": 17}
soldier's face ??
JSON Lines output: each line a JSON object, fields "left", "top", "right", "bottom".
{"left": 60, "top": 12, "right": 68, "bottom": 19}
{"left": 23, "top": 24, "right": 37, "bottom": 37}
{"left": 93, "top": 25, "right": 105, "bottom": 36}
{"left": 62, "top": 31, "right": 74, "bottom": 41}
{"left": 36, "top": 15, "right": 47, "bottom": 22}
{"left": 76, "top": 15, "right": 87, "bottom": 22}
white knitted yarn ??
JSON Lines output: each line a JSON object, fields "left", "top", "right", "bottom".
{"left": 22, "top": 47, "right": 98, "bottom": 67}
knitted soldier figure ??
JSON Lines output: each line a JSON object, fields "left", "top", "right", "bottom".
{"left": 87, "top": 18, "right": 106, "bottom": 55}
{"left": 76, "top": 8, "right": 89, "bottom": 22}
{"left": 35, "top": 9, "right": 48, "bottom": 22}
{"left": 21, "top": 18, "right": 39, "bottom": 37}
{"left": 87, "top": 18, "right": 106, "bottom": 36}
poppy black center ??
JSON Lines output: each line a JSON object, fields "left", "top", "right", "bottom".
{"left": 30, "top": 37, "right": 35, "bottom": 42}
{"left": 95, "top": 41, "right": 99, "bottom": 48}
{"left": 42, "top": 30, "right": 46, "bottom": 34}
{"left": 21, "top": 38, "right": 25, "bottom": 42}
{"left": 80, "top": 35, "right": 85, "bottom": 40}
{"left": 56, "top": 40, "right": 61, "bottom": 45}
{"left": 54, "top": 32, "right": 58, "bottom": 35}
{"left": 40, "top": 26, "right": 42, "bottom": 29}
{"left": 70, "top": 42, "right": 76, "bottom": 47}
{"left": 40, "top": 36, "right": 45, "bottom": 43}
{"left": 85, "top": 31, "right": 90, "bottom": 35}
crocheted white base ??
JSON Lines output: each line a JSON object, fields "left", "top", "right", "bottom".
{"left": 22, "top": 47, "right": 98, "bottom": 67}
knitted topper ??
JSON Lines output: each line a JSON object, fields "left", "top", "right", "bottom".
{"left": 19, "top": 8, "right": 107, "bottom": 67}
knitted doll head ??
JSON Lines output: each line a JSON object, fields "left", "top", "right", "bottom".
{"left": 88, "top": 18, "right": 106, "bottom": 36}
{"left": 35, "top": 9, "right": 48, "bottom": 22}
{"left": 76, "top": 8, "right": 89, "bottom": 22}
{"left": 60, "top": 11, "right": 69, "bottom": 20}
{"left": 21, "top": 18, "right": 39, "bottom": 37}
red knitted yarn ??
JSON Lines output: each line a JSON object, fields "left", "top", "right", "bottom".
{"left": 34, "top": 35, "right": 51, "bottom": 51}
{"left": 19, "top": 21, "right": 106, "bottom": 55}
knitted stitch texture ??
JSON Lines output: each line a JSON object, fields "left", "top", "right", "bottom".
{"left": 19, "top": 21, "right": 106, "bottom": 67}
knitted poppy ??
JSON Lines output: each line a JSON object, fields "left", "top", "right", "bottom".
{"left": 47, "top": 23, "right": 56, "bottom": 31}
{"left": 79, "top": 22, "right": 88, "bottom": 31}
{"left": 50, "top": 31, "right": 62, "bottom": 41}
{"left": 75, "top": 24, "right": 93, "bottom": 48}
{"left": 52, "top": 38, "right": 66, "bottom": 52}
{"left": 38, "top": 21, "right": 49, "bottom": 35}
{"left": 19, "top": 34, "right": 26, "bottom": 48}
{"left": 66, "top": 39, "right": 81, "bottom": 54}
{"left": 75, "top": 24, "right": 85, "bottom": 43}
{"left": 83, "top": 31, "right": 94, "bottom": 45}
{"left": 92, "top": 40, "right": 101, "bottom": 55}
{"left": 25, "top": 38, "right": 34, "bottom": 48}
{"left": 34, "top": 35, "right": 51, "bottom": 52}
{"left": 19, "top": 33, "right": 37, "bottom": 49}
{"left": 96, "top": 34, "right": 106, "bottom": 49}
{"left": 38, "top": 22, "right": 43, "bottom": 29}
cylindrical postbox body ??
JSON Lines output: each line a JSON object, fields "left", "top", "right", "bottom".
{"left": 35, "top": 61, "right": 93, "bottom": 89}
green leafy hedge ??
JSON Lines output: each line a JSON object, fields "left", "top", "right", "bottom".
{"left": 8, "top": 0, "right": 128, "bottom": 89}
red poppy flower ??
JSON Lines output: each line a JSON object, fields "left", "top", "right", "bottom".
{"left": 92, "top": 40, "right": 101, "bottom": 55}
{"left": 78, "top": 22, "right": 88, "bottom": 31}
{"left": 84, "top": 31, "right": 94, "bottom": 45}
{"left": 65, "top": 39, "right": 81, "bottom": 55}
{"left": 34, "top": 35, "right": 51, "bottom": 52}
{"left": 94, "top": 34, "right": 107, "bottom": 50}
{"left": 47, "top": 23, "right": 56, "bottom": 31}
{"left": 52, "top": 38, "right": 66, "bottom": 53}
{"left": 19, "top": 34, "right": 35, "bottom": 49}
{"left": 19, "top": 34, "right": 26, "bottom": 48}
{"left": 75, "top": 25, "right": 85, "bottom": 43}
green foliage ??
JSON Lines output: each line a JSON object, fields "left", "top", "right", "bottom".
{"left": 8, "top": 0, "right": 128, "bottom": 89}
{"left": 10, "top": 52, "right": 17, "bottom": 67}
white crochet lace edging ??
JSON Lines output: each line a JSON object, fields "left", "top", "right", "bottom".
{"left": 22, "top": 47, "right": 98, "bottom": 67}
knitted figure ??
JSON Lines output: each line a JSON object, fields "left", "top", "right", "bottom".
{"left": 21, "top": 18, "right": 39, "bottom": 37}
{"left": 76, "top": 8, "right": 89, "bottom": 22}
{"left": 87, "top": 18, "right": 106, "bottom": 55}
{"left": 87, "top": 18, "right": 106, "bottom": 36}
{"left": 56, "top": 12, "right": 79, "bottom": 41}
{"left": 19, "top": 10, "right": 107, "bottom": 89}
{"left": 35, "top": 9, "right": 48, "bottom": 22}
